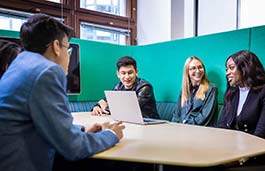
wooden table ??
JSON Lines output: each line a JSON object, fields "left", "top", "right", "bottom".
{"left": 72, "top": 112, "right": 265, "bottom": 167}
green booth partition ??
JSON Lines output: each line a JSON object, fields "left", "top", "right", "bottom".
{"left": 71, "top": 26, "right": 264, "bottom": 104}
{"left": 1, "top": 25, "right": 265, "bottom": 121}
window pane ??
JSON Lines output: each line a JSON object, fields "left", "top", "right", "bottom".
{"left": 11, "top": 18, "right": 25, "bottom": 31}
{"left": 239, "top": 0, "right": 265, "bottom": 28}
{"left": 46, "top": 0, "right": 61, "bottom": 3}
{"left": 0, "top": 15, "right": 27, "bottom": 31}
{"left": 80, "top": 22, "right": 128, "bottom": 45}
{"left": 0, "top": 9, "right": 63, "bottom": 32}
{"left": 80, "top": 0, "right": 126, "bottom": 17}
{"left": 0, "top": 17, "right": 10, "bottom": 30}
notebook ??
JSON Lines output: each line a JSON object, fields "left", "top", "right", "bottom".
{"left": 104, "top": 90, "right": 168, "bottom": 125}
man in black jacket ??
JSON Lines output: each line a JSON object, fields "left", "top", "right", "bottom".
{"left": 92, "top": 56, "right": 159, "bottom": 119}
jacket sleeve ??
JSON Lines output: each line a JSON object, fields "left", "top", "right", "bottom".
{"left": 137, "top": 84, "right": 152, "bottom": 103}
{"left": 218, "top": 103, "right": 228, "bottom": 128}
{"left": 185, "top": 86, "right": 218, "bottom": 126}
{"left": 29, "top": 65, "right": 119, "bottom": 161}
{"left": 254, "top": 86, "right": 265, "bottom": 138}
{"left": 171, "top": 92, "right": 182, "bottom": 123}
{"left": 136, "top": 84, "right": 159, "bottom": 118}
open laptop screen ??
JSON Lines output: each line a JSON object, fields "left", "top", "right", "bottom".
{"left": 104, "top": 91, "right": 167, "bottom": 125}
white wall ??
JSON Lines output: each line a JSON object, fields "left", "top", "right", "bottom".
{"left": 137, "top": 0, "right": 171, "bottom": 45}
{"left": 171, "top": 0, "right": 184, "bottom": 40}
{"left": 239, "top": 0, "right": 265, "bottom": 29}
{"left": 137, "top": 0, "right": 238, "bottom": 45}
{"left": 197, "top": 0, "right": 237, "bottom": 36}
{"left": 171, "top": 0, "right": 197, "bottom": 39}
{"left": 184, "top": 0, "right": 195, "bottom": 38}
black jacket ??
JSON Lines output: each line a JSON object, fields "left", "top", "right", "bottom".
{"left": 113, "top": 78, "right": 160, "bottom": 119}
{"left": 219, "top": 85, "right": 265, "bottom": 138}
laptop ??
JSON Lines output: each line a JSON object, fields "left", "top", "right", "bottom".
{"left": 104, "top": 90, "right": 168, "bottom": 125}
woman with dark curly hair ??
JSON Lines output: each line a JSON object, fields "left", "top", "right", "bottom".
{"left": 219, "top": 50, "right": 265, "bottom": 138}
{"left": 0, "top": 39, "right": 22, "bottom": 78}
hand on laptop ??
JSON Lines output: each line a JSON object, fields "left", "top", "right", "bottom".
{"left": 101, "top": 121, "right": 125, "bottom": 139}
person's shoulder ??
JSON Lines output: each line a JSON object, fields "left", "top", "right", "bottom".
{"left": 261, "top": 84, "right": 265, "bottom": 96}
{"left": 36, "top": 59, "right": 63, "bottom": 77}
{"left": 21, "top": 51, "right": 57, "bottom": 67}
{"left": 113, "top": 81, "right": 124, "bottom": 90}
{"left": 22, "top": 51, "right": 64, "bottom": 79}
{"left": 258, "top": 84, "right": 265, "bottom": 89}
{"left": 207, "top": 83, "right": 218, "bottom": 94}
{"left": 137, "top": 77, "right": 152, "bottom": 86}
{"left": 209, "top": 82, "right": 216, "bottom": 87}
{"left": 248, "top": 84, "right": 265, "bottom": 100}
{"left": 253, "top": 84, "right": 265, "bottom": 94}
{"left": 208, "top": 83, "right": 217, "bottom": 89}
{"left": 13, "top": 51, "right": 60, "bottom": 77}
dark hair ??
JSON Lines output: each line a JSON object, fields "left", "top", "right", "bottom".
{"left": 20, "top": 13, "right": 73, "bottom": 54}
{"left": 226, "top": 50, "right": 265, "bottom": 87}
{"left": 116, "top": 56, "right": 137, "bottom": 70}
{"left": 0, "top": 39, "right": 22, "bottom": 78}
{"left": 224, "top": 50, "right": 265, "bottom": 112}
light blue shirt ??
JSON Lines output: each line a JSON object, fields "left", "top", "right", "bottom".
{"left": 0, "top": 51, "right": 119, "bottom": 171}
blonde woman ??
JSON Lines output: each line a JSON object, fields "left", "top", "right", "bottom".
{"left": 171, "top": 56, "right": 218, "bottom": 126}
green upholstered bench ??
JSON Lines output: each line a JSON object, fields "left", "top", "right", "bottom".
{"left": 156, "top": 102, "right": 175, "bottom": 121}
{"left": 69, "top": 101, "right": 223, "bottom": 124}
{"left": 69, "top": 101, "right": 97, "bottom": 112}
{"left": 69, "top": 101, "right": 176, "bottom": 121}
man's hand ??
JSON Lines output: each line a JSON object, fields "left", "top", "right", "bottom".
{"left": 91, "top": 106, "right": 109, "bottom": 115}
{"left": 101, "top": 121, "right": 125, "bottom": 139}
{"left": 84, "top": 121, "right": 125, "bottom": 139}
{"left": 84, "top": 123, "right": 102, "bottom": 133}
{"left": 91, "top": 100, "right": 110, "bottom": 115}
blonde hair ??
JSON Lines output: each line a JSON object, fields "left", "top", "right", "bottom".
{"left": 181, "top": 56, "right": 209, "bottom": 107}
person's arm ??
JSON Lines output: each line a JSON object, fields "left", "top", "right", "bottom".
{"left": 218, "top": 104, "right": 228, "bottom": 128}
{"left": 29, "top": 65, "right": 123, "bottom": 161}
{"left": 91, "top": 83, "right": 121, "bottom": 115}
{"left": 137, "top": 85, "right": 152, "bottom": 106}
{"left": 171, "top": 92, "right": 182, "bottom": 123}
{"left": 91, "top": 99, "right": 109, "bottom": 115}
{"left": 184, "top": 86, "right": 218, "bottom": 126}
{"left": 254, "top": 87, "right": 265, "bottom": 138}
{"left": 136, "top": 84, "right": 159, "bottom": 118}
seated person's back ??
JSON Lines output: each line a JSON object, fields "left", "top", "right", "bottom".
{"left": 0, "top": 13, "right": 125, "bottom": 171}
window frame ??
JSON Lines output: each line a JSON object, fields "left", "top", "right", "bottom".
{"left": 0, "top": 0, "right": 137, "bottom": 45}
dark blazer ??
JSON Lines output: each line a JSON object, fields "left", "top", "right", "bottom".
{"left": 219, "top": 85, "right": 265, "bottom": 138}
